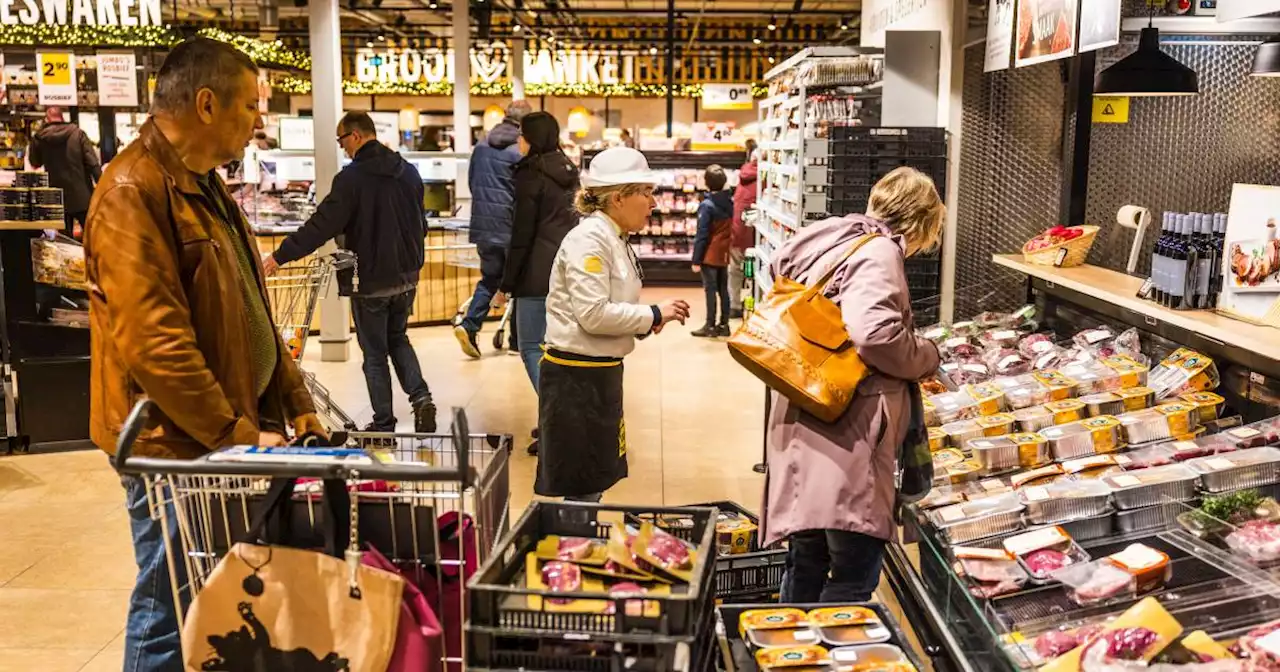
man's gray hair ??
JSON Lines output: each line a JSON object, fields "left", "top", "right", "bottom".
{"left": 152, "top": 38, "right": 258, "bottom": 116}
{"left": 506, "top": 99, "right": 533, "bottom": 122}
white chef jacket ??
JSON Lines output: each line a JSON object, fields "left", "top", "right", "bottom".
{"left": 544, "top": 212, "right": 657, "bottom": 358}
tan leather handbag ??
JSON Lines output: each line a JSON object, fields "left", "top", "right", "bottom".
{"left": 727, "top": 234, "right": 878, "bottom": 423}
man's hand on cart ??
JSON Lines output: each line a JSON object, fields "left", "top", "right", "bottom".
{"left": 493, "top": 292, "right": 509, "bottom": 309}
{"left": 292, "top": 413, "right": 329, "bottom": 441}
{"left": 258, "top": 431, "right": 287, "bottom": 447}
{"left": 260, "top": 252, "right": 280, "bottom": 277}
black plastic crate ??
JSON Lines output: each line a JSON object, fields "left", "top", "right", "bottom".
{"left": 636, "top": 501, "right": 788, "bottom": 605}
{"left": 830, "top": 126, "right": 947, "bottom": 143}
{"left": 830, "top": 138, "right": 948, "bottom": 160}
{"left": 825, "top": 184, "right": 873, "bottom": 201}
{"left": 826, "top": 198, "right": 871, "bottom": 218}
{"left": 715, "top": 602, "right": 924, "bottom": 672}
{"left": 469, "top": 502, "right": 718, "bottom": 637}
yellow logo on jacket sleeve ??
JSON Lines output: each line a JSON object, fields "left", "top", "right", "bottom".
{"left": 583, "top": 255, "right": 604, "bottom": 274}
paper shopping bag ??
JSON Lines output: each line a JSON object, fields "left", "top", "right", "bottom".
{"left": 181, "top": 542, "right": 403, "bottom": 672}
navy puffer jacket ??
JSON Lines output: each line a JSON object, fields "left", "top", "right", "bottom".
{"left": 467, "top": 119, "right": 522, "bottom": 247}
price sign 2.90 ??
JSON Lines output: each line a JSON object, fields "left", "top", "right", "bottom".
{"left": 39, "top": 53, "right": 72, "bottom": 86}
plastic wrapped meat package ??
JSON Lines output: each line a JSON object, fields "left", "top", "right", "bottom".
{"left": 1114, "top": 445, "right": 1176, "bottom": 471}
{"left": 940, "top": 336, "right": 982, "bottom": 360}
{"left": 930, "top": 390, "right": 980, "bottom": 424}
{"left": 1003, "top": 526, "right": 1092, "bottom": 582}
{"left": 1073, "top": 326, "right": 1118, "bottom": 352}
{"left": 1053, "top": 559, "right": 1135, "bottom": 606}
{"left": 951, "top": 320, "right": 980, "bottom": 338}
{"left": 738, "top": 608, "right": 820, "bottom": 649}
{"left": 1010, "top": 432, "right": 1051, "bottom": 468}
{"left": 953, "top": 546, "right": 1028, "bottom": 599}
{"left": 1061, "top": 455, "right": 1122, "bottom": 481}
{"left": 984, "top": 347, "right": 1032, "bottom": 376}
{"left": 927, "top": 427, "right": 947, "bottom": 452}
{"left": 1011, "top": 464, "right": 1066, "bottom": 489}
{"left": 1102, "top": 354, "right": 1151, "bottom": 388}
{"left": 1033, "top": 370, "right": 1080, "bottom": 401}
{"left": 1187, "top": 447, "right": 1280, "bottom": 493}
{"left": 916, "top": 483, "right": 981, "bottom": 510}
{"left": 1013, "top": 405, "right": 1055, "bottom": 433}
{"left": 940, "top": 420, "right": 985, "bottom": 448}
{"left": 1179, "top": 391, "right": 1225, "bottom": 422}
{"left": 1108, "top": 543, "right": 1172, "bottom": 593}
{"left": 1117, "top": 386, "right": 1157, "bottom": 413}
{"left": 931, "top": 448, "right": 966, "bottom": 473}
{"left": 1117, "top": 407, "right": 1190, "bottom": 447}
{"left": 1149, "top": 348, "right": 1220, "bottom": 400}
{"left": 964, "top": 382, "right": 1007, "bottom": 416}
{"left": 989, "top": 374, "right": 1048, "bottom": 410}
{"left": 1220, "top": 425, "right": 1280, "bottom": 451}
{"left": 928, "top": 492, "right": 1025, "bottom": 544}
{"left": 1169, "top": 435, "right": 1237, "bottom": 462}
{"left": 807, "top": 606, "right": 892, "bottom": 647}
{"left": 974, "top": 413, "right": 1016, "bottom": 437}
{"left": 827, "top": 644, "right": 914, "bottom": 672}
{"left": 919, "top": 325, "right": 951, "bottom": 343}
{"left": 940, "top": 361, "right": 990, "bottom": 386}
{"left": 1034, "top": 625, "right": 1106, "bottom": 661}
{"left": 1044, "top": 399, "right": 1087, "bottom": 425}
{"left": 1031, "top": 346, "right": 1073, "bottom": 372}
{"left": 978, "top": 328, "right": 1021, "bottom": 351}
{"left": 1101, "top": 464, "right": 1200, "bottom": 510}
{"left": 1018, "top": 332, "right": 1058, "bottom": 358}
{"left": 1081, "top": 393, "right": 1126, "bottom": 418}
{"left": 1058, "top": 361, "right": 1124, "bottom": 395}
{"left": 1020, "top": 479, "right": 1112, "bottom": 525}
{"left": 1040, "top": 416, "right": 1120, "bottom": 461}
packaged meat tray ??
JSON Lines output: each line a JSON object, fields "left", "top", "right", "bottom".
{"left": 920, "top": 325, "right": 951, "bottom": 343}
{"left": 1013, "top": 405, "right": 1055, "bottom": 433}
{"left": 1101, "top": 354, "right": 1151, "bottom": 389}
{"left": 808, "top": 606, "right": 892, "bottom": 646}
{"left": 754, "top": 645, "right": 832, "bottom": 671}
{"left": 951, "top": 321, "right": 980, "bottom": 338}
{"left": 917, "top": 484, "right": 981, "bottom": 510}
{"left": 1073, "top": 326, "right": 1118, "bottom": 351}
{"left": 1108, "top": 543, "right": 1171, "bottom": 593}
{"left": 1180, "top": 391, "right": 1225, "bottom": 422}
{"left": 1052, "top": 559, "right": 1136, "bottom": 606}
{"left": 1114, "top": 502, "right": 1186, "bottom": 534}
{"left": 1010, "top": 432, "right": 1051, "bottom": 468}
{"left": 1058, "top": 361, "right": 1125, "bottom": 395}
{"left": 1222, "top": 425, "right": 1280, "bottom": 450}
{"left": 1044, "top": 399, "right": 1086, "bottom": 425}
{"left": 1040, "top": 416, "right": 1120, "bottom": 461}
{"left": 978, "top": 328, "right": 1021, "bottom": 351}
{"left": 940, "top": 420, "right": 985, "bottom": 448}
{"left": 828, "top": 644, "right": 913, "bottom": 671}
{"left": 953, "top": 546, "right": 1028, "bottom": 599}
{"left": 1060, "top": 513, "right": 1114, "bottom": 542}
{"left": 1018, "top": 332, "right": 1058, "bottom": 358}
{"left": 928, "top": 493, "right": 1025, "bottom": 544}
{"left": 927, "top": 427, "right": 946, "bottom": 452}
{"left": 1187, "top": 447, "right": 1280, "bottom": 493}
{"left": 1003, "top": 526, "right": 1092, "bottom": 582}
{"left": 1225, "top": 520, "right": 1280, "bottom": 563}
{"left": 1116, "top": 408, "right": 1182, "bottom": 446}
{"left": 974, "top": 413, "right": 1016, "bottom": 437}
{"left": 1114, "top": 445, "right": 1177, "bottom": 471}
{"left": 1102, "top": 464, "right": 1200, "bottom": 510}
{"left": 1117, "top": 386, "right": 1156, "bottom": 413}
{"left": 965, "top": 382, "right": 1007, "bottom": 416}
{"left": 739, "top": 608, "right": 820, "bottom": 649}
{"left": 940, "top": 335, "right": 980, "bottom": 358}
{"left": 930, "top": 390, "right": 980, "bottom": 424}
{"left": 1020, "top": 479, "right": 1112, "bottom": 525}
{"left": 1080, "top": 392, "right": 1125, "bottom": 417}
{"left": 1149, "top": 348, "right": 1219, "bottom": 400}
{"left": 943, "top": 460, "right": 983, "bottom": 485}
{"left": 940, "top": 362, "right": 990, "bottom": 386}
{"left": 1168, "top": 434, "right": 1237, "bottom": 462}
{"left": 932, "top": 448, "right": 966, "bottom": 473}
{"left": 966, "top": 437, "right": 1019, "bottom": 476}
{"left": 922, "top": 398, "right": 938, "bottom": 427}
{"left": 1061, "top": 455, "right": 1121, "bottom": 481}
{"left": 1033, "top": 371, "right": 1079, "bottom": 401}
{"left": 991, "top": 374, "right": 1052, "bottom": 410}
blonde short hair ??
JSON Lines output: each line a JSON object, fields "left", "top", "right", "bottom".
{"left": 866, "top": 167, "right": 946, "bottom": 257}
{"left": 575, "top": 183, "right": 651, "bottom": 215}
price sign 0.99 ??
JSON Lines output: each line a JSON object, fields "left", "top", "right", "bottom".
{"left": 36, "top": 52, "right": 77, "bottom": 106}
{"left": 702, "top": 83, "right": 753, "bottom": 111}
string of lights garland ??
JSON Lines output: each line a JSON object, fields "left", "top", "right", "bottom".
{"left": 0, "top": 24, "right": 175, "bottom": 48}
{"left": 278, "top": 76, "right": 767, "bottom": 99}
{"left": 194, "top": 27, "right": 311, "bottom": 71}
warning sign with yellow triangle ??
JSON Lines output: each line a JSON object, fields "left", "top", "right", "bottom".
{"left": 1092, "top": 96, "right": 1130, "bottom": 123}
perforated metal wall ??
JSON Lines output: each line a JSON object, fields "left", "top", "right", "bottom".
{"left": 952, "top": 47, "right": 1066, "bottom": 318}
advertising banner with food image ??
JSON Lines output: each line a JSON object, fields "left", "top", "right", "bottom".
{"left": 1077, "top": 0, "right": 1121, "bottom": 53}
{"left": 1016, "top": 0, "right": 1079, "bottom": 68}
{"left": 1221, "top": 184, "right": 1280, "bottom": 325}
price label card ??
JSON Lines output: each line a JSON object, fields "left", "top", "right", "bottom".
{"left": 40, "top": 52, "right": 71, "bottom": 85}
{"left": 36, "top": 52, "right": 77, "bottom": 106}
{"left": 1230, "top": 427, "right": 1262, "bottom": 439}
{"left": 980, "top": 479, "right": 1006, "bottom": 491}
{"left": 1111, "top": 474, "right": 1141, "bottom": 488}
{"left": 1205, "top": 457, "right": 1235, "bottom": 471}
{"left": 1173, "top": 440, "right": 1199, "bottom": 451}
{"left": 1023, "top": 486, "right": 1049, "bottom": 502}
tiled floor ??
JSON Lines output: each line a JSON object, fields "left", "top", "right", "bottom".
{"left": 0, "top": 286, "right": 771, "bottom": 671}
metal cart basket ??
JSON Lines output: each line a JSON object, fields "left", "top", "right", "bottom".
{"left": 114, "top": 399, "right": 513, "bottom": 670}
{"left": 266, "top": 252, "right": 352, "bottom": 362}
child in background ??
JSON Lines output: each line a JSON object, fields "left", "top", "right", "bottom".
{"left": 691, "top": 165, "right": 735, "bottom": 337}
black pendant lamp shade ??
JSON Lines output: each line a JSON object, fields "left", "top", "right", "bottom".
{"left": 1094, "top": 26, "right": 1199, "bottom": 97}
{"left": 1253, "top": 36, "right": 1280, "bottom": 77}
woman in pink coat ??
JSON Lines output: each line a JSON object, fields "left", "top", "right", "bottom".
{"left": 761, "top": 167, "right": 944, "bottom": 603}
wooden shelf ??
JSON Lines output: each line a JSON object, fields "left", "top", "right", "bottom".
{"left": 993, "top": 254, "right": 1280, "bottom": 363}
{"left": 0, "top": 220, "right": 61, "bottom": 231}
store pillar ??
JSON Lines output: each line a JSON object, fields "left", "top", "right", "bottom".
{"left": 453, "top": 0, "right": 472, "bottom": 153}
{"left": 311, "top": 0, "right": 352, "bottom": 362}
{"left": 511, "top": 39, "right": 526, "bottom": 101}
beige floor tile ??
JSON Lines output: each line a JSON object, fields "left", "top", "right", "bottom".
{"left": 7, "top": 524, "right": 138, "bottom": 590}
{"left": 0, "top": 589, "right": 129, "bottom": 649}
{"left": 0, "top": 648, "right": 98, "bottom": 672}
{"left": 77, "top": 648, "right": 124, "bottom": 672}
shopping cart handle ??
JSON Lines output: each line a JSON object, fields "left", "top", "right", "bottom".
{"left": 114, "top": 398, "right": 155, "bottom": 472}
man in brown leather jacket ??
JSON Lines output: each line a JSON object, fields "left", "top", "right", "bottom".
{"left": 84, "top": 38, "right": 323, "bottom": 671}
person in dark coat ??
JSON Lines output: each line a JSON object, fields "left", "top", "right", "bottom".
{"left": 729, "top": 152, "right": 758, "bottom": 318}
{"left": 264, "top": 111, "right": 437, "bottom": 434}
{"left": 456, "top": 99, "right": 532, "bottom": 358}
{"left": 499, "top": 112, "right": 580, "bottom": 453}
{"left": 30, "top": 106, "right": 101, "bottom": 239}
{"left": 690, "top": 165, "right": 735, "bottom": 337}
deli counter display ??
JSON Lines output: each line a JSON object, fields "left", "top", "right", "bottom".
{"left": 885, "top": 258, "right": 1280, "bottom": 672}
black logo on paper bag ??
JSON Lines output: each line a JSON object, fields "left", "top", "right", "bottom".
{"left": 202, "top": 602, "right": 350, "bottom": 671}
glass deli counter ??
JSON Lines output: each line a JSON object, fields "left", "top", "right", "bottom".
{"left": 884, "top": 256, "right": 1280, "bottom": 672}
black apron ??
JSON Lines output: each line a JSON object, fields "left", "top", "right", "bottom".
{"left": 535, "top": 348, "right": 628, "bottom": 497}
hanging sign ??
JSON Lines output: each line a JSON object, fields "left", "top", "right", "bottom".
{"left": 278, "top": 116, "right": 314, "bottom": 151}
{"left": 37, "top": 51, "right": 76, "bottom": 106}
{"left": 690, "top": 122, "right": 745, "bottom": 151}
{"left": 1217, "top": 0, "right": 1280, "bottom": 22}
{"left": 1091, "top": 96, "right": 1129, "bottom": 123}
{"left": 368, "top": 111, "right": 400, "bottom": 149}
{"left": 1078, "top": 0, "right": 1121, "bottom": 53}
{"left": 1015, "top": 0, "right": 1078, "bottom": 67}
{"left": 702, "top": 84, "right": 753, "bottom": 110}
{"left": 4, "top": 0, "right": 163, "bottom": 26}
{"left": 985, "top": 0, "right": 1015, "bottom": 72}
{"left": 860, "top": 0, "right": 952, "bottom": 49}
{"left": 96, "top": 51, "right": 137, "bottom": 107}
{"left": 355, "top": 48, "right": 634, "bottom": 86}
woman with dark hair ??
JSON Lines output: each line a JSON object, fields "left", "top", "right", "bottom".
{"left": 498, "top": 112, "right": 580, "bottom": 453}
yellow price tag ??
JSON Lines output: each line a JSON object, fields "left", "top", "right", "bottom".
{"left": 39, "top": 53, "right": 72, "bottom": 87}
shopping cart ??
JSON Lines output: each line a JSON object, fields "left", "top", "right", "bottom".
{"left": 266, "top": 250, "right": 354, "bottom": 362}
{"left": 432, "top": 219, "right": 514, "bottom": 351}
{"left": 113, "top": 399, "right": 513, "bottom": 670}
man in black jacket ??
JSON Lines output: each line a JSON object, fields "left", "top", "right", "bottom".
{"left": 30, "top": 106, "right": 101, "bottom": 239}
{"left": 263, "top": 111, "right": 436, "bottom": 433}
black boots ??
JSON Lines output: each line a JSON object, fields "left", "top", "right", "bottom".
{"left": 692, "top": 324, "right": 731, "bottom": 338}
{"left": 413, "top": 396, "right": 438, "bottom": 433}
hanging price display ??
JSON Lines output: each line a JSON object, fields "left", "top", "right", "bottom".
{"left": 96, "top": 51, "right": 138, "bottom": 107}
{"left": 701, "top": 84, "right": 753, "bottom": 111}
{"left": 690, "top": 122, "right": 745, "bottom": 151}
{"left": 37, "top": 52, "right": 77, "bottom": 106}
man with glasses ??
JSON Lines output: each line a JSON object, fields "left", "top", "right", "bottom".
{"left": 263, "top": 111, "right": 437, "bottom": 433}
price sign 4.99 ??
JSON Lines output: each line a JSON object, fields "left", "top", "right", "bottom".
{"left": 37, "top": 52, "right": 78, "bottom": 106}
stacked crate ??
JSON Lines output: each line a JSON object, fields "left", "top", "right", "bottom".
{"left": 826, "top": 127, "right": 948, "bottom": 325}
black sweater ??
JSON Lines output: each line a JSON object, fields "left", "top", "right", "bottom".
{"left": 500, "top": 151, "right": 581, "bottom": 297}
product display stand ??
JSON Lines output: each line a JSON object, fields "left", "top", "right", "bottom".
{"left": 583, "top": 149, "right": 747, "bottom": 285}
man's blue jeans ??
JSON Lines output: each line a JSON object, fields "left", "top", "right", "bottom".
{"left": 352, "top": 289, "right": 431, "bottom": 430}
{"left": 780, "top": 529, "right": 886, "bottom": 603}
{"left": 460, "top": 244, "right": 507, "bottom": 334}
{"left": 121, "top": 473, "right": 187, "bottom": 672}
{"left": 514, "top": 296, "right": 548, "bottom": 392}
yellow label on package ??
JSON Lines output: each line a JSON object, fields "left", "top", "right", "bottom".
{"left": 1034, "top": 371, "right": 1077, "bottom": 400}
{"left": 967, "top": 383, "right": 1005, "bottom": 416}
{"left": 1103, "top": 355, "right": 1149, "bottom": 388}
{"left": 1156, "top": 403, "right": 1195, "bottom": 436}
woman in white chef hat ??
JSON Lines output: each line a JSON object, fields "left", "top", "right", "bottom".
{"left": 536, "top": 147, "right": 692, "bottom": 502}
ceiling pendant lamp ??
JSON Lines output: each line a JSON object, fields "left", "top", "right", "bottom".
{"left": 1252, "top": 35, "right": 1280, "bottom": 76}
{"left": 1094, "top": 24, "right": 1198, "bottom": 97}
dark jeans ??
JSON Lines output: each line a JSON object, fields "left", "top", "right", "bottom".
{"left": 515, "top": 296, "right": 547, "bottom": 392}
{"left": 121, "top": 473, "right": 188, "bottom": 672}
{"left": 780, "top": 529, "right": 887, "bottom": 603}
{"left": 461, "top": 243, "right": 507, "bottom": 333}
{"left": 700, "top": 265, "right": 730, "bottom": 326}
{"left": 352, "top": 289, "right": 431, "bottom": 430}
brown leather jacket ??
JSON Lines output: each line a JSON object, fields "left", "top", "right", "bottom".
{"left": 85, "top": 120, "right": 315, "bottom": 459}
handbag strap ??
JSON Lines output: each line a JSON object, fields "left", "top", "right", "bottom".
{"left": 804, "top": 233, "right": 881, "bottom": 299}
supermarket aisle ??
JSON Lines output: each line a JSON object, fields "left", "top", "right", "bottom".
{"left": 0, "top": 286, "right": 768, "bottom": 671}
